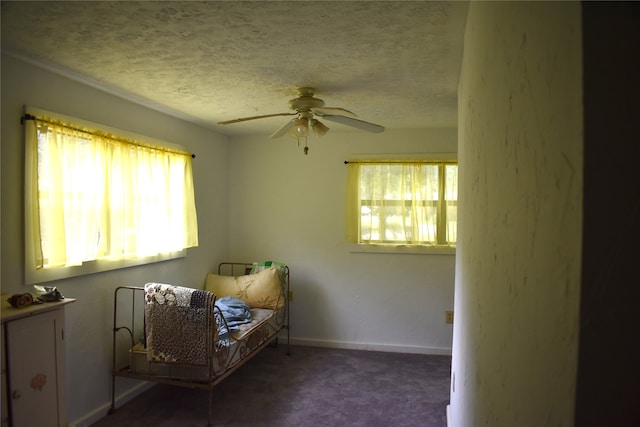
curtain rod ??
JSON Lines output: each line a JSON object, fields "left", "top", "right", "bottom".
{"left": 344, "top": 159, "right": 456, "bottom": 165}
{"left": 21, "top": 114, "right": 196, "bottom": 159}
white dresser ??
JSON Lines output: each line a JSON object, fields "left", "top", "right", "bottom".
{"left": 1, "top": 295, "right": 75, "bottom": 427}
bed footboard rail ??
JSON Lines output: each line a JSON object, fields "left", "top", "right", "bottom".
{"left": 109, "top": 262, "right": 291, "bottom": 422}
{"left": 109, "top": 285, "right": 145, "bottom": 414}
{"left": 109, "top": 285, "right": 231, "bottom": 414}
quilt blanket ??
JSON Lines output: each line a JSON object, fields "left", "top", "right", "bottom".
{"left": 144, "top": 283, "right": 215, "bottom": 365}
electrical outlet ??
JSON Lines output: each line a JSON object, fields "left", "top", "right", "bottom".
{"left": 288, "top": 290, "right": 294, "bottom": 302}
{"left": 445, "top": 310, "right": 454, "bottom": 324}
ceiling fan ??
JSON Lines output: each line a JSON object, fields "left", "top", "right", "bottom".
{"left": 218, "top": 87, "right": 384, "bottom": 154}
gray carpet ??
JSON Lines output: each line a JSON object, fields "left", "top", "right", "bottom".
{"left": 94, "top": 345, "right": 451, "bottom": 427}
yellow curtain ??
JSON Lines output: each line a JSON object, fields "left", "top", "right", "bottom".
{"left": 445, "top": 164, "right": 458, "bottom": 244}
{"left": 346, "top": 164, "right": 360, "bottom": 242}
{"left": 346, "top": 161, "right": 454, "bottom": 246}
{"left": 30, "top": 117, "right": 198, "bottom": 269}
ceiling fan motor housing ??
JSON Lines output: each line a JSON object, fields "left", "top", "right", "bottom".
{"left": 289, "top": 87, "right": 325, "bottom": 112}
{"left": 217, "top": 85, "right": 384, "bottom": 140}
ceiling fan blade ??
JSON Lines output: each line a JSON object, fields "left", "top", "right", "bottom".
{"left": 218, "top": 112, "right": 295, "bottom": 125}
{"left": 269, "top": 118, "right": 297, "bottom": 139}
{"left": 311, "top": 107, "right": 357, "bottom": 118}
{"left": 321, "top": 115, "right": 385, "bottom": 133}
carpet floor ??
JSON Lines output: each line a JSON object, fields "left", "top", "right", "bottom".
{"left": 92, "top": 345, "right": 451, "bottom": 427}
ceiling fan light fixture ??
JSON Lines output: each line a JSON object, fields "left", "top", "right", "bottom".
{"left": 219, "top": 87, "right": 384, "bottom": 154}
{"left": 288, "top": 117, "right": 309, "bottom": 138}
{"left": 311, "top": 119, "right": 329, "bottom": 138}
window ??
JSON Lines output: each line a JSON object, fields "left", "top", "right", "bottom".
{"left": 24, "top": 107, "right": 198, "bottom": 283}
{"left": 346, "top": 160, "right": 457, "bottom": 248}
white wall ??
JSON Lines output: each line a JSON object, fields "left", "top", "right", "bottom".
{"left": 450, "top": 2, "right": 583, "bottom": 426}
{"left": 228, "top": 128, "right": 457, "bottom": 354}
{"left": 2, "top": 53, "right": 458, "bottom": 425}
{"left": 1, "top": 54, "right": 230, "bottom": 425}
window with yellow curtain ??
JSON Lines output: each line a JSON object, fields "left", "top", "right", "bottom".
{"left": 24, "top": 109, "right": 198, "bottom": 278}
{"left": 346, "top": 160, "right": 457, "bottom": 247}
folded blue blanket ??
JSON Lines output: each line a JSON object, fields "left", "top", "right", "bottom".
{"left": 215, "top": 296, "right": 252, "bottom": 337}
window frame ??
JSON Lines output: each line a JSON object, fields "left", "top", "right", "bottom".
{"left": 346, "top": 157, "right": 457, "bottom": 255}
{"left": 23, "top": 106, "right": 193, "bottom": 285}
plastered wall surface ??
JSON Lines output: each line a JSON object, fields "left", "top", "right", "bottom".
{"left": 1, "top": 54, "right": 229, "bottom": 425}
{"left": 2, "top": 54, "right": 458, "bottom": 424}
{"left": 228, "top": 128, "right": 458, "bottom": 354}
{"left": 450, "top": 2, "right": 583, "bottom": 426}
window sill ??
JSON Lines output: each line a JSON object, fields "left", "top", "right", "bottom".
{"left": 349, "top": 244, "right": 456, "bottom": 255}
{"left": 24, "top": 250, "right": 186, "bottom": 285}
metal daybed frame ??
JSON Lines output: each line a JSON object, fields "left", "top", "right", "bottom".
{"left": 108, "top": 262, "right": 290, "bottom": 426}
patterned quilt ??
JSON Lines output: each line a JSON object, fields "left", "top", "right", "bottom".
{"left": 144, "top": 283, "right": 215, "bottom": 365}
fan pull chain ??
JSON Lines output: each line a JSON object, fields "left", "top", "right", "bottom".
{"left": 296, "top": 136, "right": 310, "bottom": 155}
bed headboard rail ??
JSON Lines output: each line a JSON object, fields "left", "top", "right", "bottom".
{"left": 217, "top": 262, "right": 253, "bottom": 276}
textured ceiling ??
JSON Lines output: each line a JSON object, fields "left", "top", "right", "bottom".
{"left": 1, "top": 1, "right": 468, "bottom": 137}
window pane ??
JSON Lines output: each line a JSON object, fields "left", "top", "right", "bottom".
{"left": 356, "top": 162, "right": 452, "bottom": 245}
{"left": 417, "top": 165, "right": 439, "bottom": 201}
{"left": 33, "top": 118, "right": 197, "bottom": 268}
{"left": 383, "top": 204, "right": 407, "bottom": 241}
{"left": 445, "top": 165, "right": 458, "bottom": 244}
{"left": 445, "top": 165, "right": 458, "bottom": 201}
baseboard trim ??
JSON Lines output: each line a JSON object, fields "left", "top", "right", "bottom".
{"left": 68, "top": 381, "right": 154, "bottom": 427}
{"left": 288, "top": 337, "right": 452, "bottom": 356}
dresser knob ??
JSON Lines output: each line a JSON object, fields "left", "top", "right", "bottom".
{"left": 11, "top": 389, "right": 21, "bottom": 399}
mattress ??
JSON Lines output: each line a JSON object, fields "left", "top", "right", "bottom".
{"left": 129, "top": 307, "right": 283, "bottom": 382}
